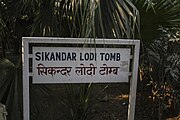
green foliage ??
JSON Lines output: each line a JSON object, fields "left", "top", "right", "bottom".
{"left": 64, "top": 84, "right": 93, "bottom": 120}
{"left": 140, "top": 26, "right": 180, "bottom": 119}
{"left": 0, "top": 0, "right": 179, "bottom": 119}
{"left": 0, "top": 59, "right": 22, "bottom": 120}
{"left": 0, "top": 0, "right": 140, "bottom": 119}
{"left": 132, "top": 0, "right": 180, "bottom": 42}
{"left": 1, "top": 0, "right": 139, "bottom": 38}
{"left": 133, "top": 0, "right": 180, "bottom": 119}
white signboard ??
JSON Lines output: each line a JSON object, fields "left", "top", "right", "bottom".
{"left": 22, "top": 37, "right": 140, "bottom": 120}
{"left": 33, "top": 47, "right": 130, "bottom": 83}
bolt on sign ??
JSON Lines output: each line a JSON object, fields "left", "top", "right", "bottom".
{"left": 22, "top": 37, "right": 140, "bottom": 120}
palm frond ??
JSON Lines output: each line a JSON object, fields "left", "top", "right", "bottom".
{"left": 19, "top": 0, "right": 140, "bottom": 38}
{"left": 0, "top": 59, "right": 22, "bottom": 120}
{"left": 133, "top": 0, "right": 180, "bottom": 25}
{"left": 155, "top": 0, "right": 180, "bottom": 24}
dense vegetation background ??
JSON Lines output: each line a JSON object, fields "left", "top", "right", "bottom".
{"left": 0, "top": 0, "right": 179, "bottom": 120}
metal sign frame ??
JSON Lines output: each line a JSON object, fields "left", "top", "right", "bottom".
{"left": 22, "top": 37, "right": 140, "bottom": 120}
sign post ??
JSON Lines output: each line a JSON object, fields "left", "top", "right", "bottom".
{"left": 22, "top": 37, "right": 140, "bottom": 120}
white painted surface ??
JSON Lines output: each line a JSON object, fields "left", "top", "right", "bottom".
{"left": 22, "top": 37, "right": 140, "bottom": 120}
{"left": 22, "top": 39, "right": 30, "bottom": 120}
{"left": 33, "top": 47, "right": 130, "bottom": 83}
{"left": 128, "top": 39, "right": 140, "bottom": 120}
